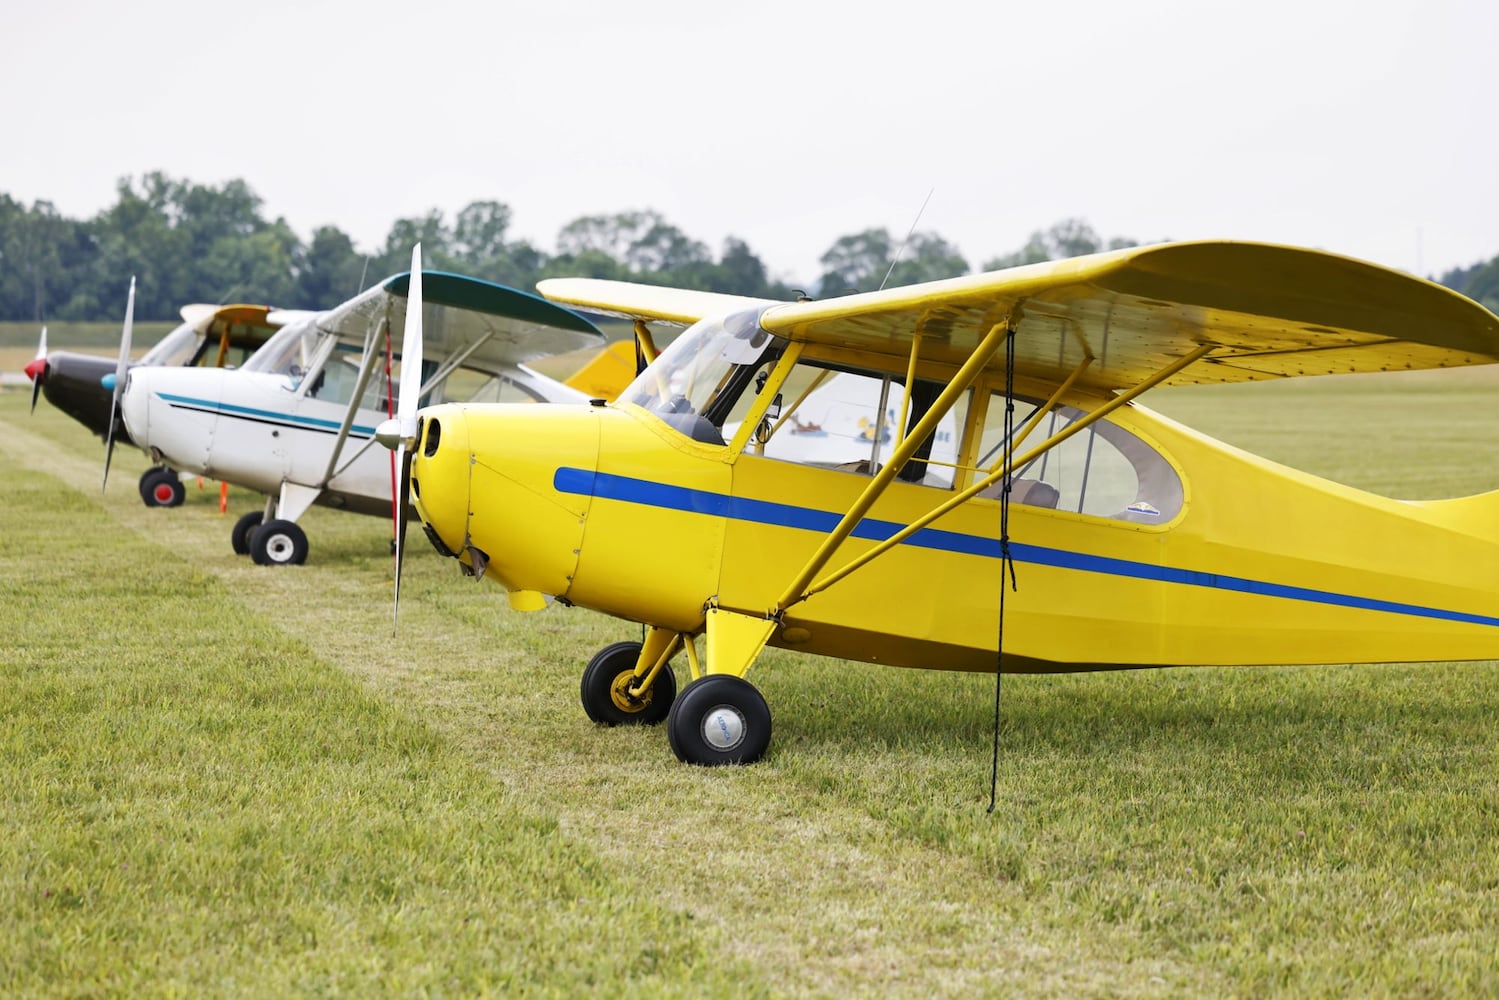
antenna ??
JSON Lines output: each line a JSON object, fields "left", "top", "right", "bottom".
{"left": 878, "top": 187, "right": 935, "bottom": 292}
{"left": 356, "top": 255, "right": 372, "bottom": 297}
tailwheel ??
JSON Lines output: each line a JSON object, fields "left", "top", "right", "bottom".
{"left": 139, "top": 467, "right": 185, "bottom": 508}
{"left": 667, "top": 674, "right": 771, "bottom": 766}
{"left": 249, "top": 518, "right": 309, "bottom": 566}
{"left": 581, "top": 641, "right": 677, "bottom": 726}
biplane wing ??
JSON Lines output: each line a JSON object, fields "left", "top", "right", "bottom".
{"left": 311, "top": 271, "right": 605, "bottom": 365}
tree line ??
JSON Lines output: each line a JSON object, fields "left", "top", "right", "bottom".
{"left": 1, "top": 172, "right": 1494, "bottom": 322}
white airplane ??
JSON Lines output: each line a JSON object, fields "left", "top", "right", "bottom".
{"left": 24, "top": 303, "right": 301, "bottom": 506}
{"left": 118, "top": 268, "right": 613, "bottom": 566}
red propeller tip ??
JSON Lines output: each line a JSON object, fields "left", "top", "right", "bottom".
{"left": 24, "top": 358, "right": 46, "bottom": 381}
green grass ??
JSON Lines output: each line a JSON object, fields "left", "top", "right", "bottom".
{"left": 1, "top": 376, "right": 1497, "bottom": 995}
{"left": 0, "top": 321, "right": 179, "bottom": 353}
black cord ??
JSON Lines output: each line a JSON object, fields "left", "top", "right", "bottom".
{"left": 988, "top": 327, "right": 1019, "bottom": 814}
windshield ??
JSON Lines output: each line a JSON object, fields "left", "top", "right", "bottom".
{"left": 241, "top": 316, "right": 328, "bottom": 377}
{"left": 138, "top": 321, "right": 202, "bottom": 366}
{"left": 617, "top": 309, "right": 783, "bottom": 443}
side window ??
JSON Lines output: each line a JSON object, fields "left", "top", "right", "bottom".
{"left": 976, "top": 391, "right": 1182, "bottom": 522}
{"left": 737, "top": 358, "right": 966, "bottom": 489}
{"left": 304, "top": 351, "right": 392, "bottom": 412}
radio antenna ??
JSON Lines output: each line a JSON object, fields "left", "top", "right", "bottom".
{"left": 878, "top": 187, "right": 934, "bottom": 291}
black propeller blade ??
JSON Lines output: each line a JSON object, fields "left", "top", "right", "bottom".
{"left": 27, "top": 326, "right": 47, "bottom": 414}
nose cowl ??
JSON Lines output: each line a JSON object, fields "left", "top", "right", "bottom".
{"left": 410, "top": 405, "right": 472, "bottom": 564}
{"left": 412, "top": 403, "right": 600, "bottom": 599}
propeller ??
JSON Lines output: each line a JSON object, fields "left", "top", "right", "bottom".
{"left": 101, "top": 278, "right": 136, "bottom": 493}
{"left": 375, "top": 246, "right": 424, "bottom": 631}
{"left": 24, "top": 325, "right": 47, "bottom": 414}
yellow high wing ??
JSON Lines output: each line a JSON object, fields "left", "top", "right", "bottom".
{"left": 753, "top": 241, "right": 1499, "bottom": 389}
{"left": 545, "top": 241, "right": 1499, "bottom": 387}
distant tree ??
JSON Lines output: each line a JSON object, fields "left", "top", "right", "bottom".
{"left": 379, "top": 210, "right": 453, "bottom": 276}
{"left": 713, "top": 237, "right": 777, "bottom": 297}
{"left": 982, "top": 218, "right": 1141, "bottom": 271}
{"left": 815, "top": 227, "right": 968, "bottom": 295}
{"left": 883, "top": 232, "right": 969, "bottom": 288}
{"left": 816, "top": 228, "right": 895, "bottom": 296}
{"left": 0, "top": 196, "right": 78, "bottom": 322}
{"left": 1461, "top": 257, "right": 1499, "bottom": 312}
{"left": 297, "top": 225, "right": 371, "bottom": 306}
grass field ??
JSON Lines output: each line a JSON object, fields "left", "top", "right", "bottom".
{"left": 2, "top": 376, "right": 1497, "bottom": 996}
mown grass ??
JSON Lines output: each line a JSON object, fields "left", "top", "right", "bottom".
{"left": 2, "top": 373, "right": 1497, "bottom": 996}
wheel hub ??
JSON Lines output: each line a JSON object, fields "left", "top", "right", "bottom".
{"left": 701, "top": 705, "right": 746, "bottom": 751}
{"left": 153, "top": 483, "right": 175, "bottom": 504}
{"left": 609, "top": 670, "right": 650, "bottom": 712}
{"left": 264, "top": 535, "right": 296, "bottom": 562}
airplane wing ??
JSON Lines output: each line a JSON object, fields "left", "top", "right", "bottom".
{"left": 545, "top": 243, "right": 1499, "bottom": 393}
{"left": 753, "top": 242, "right": 1499, "bottom": 392}
{"left": 316, "top": 271, "right": 605, "bottom": 367}
{"left": 535, "top": 277, "right": 776, "bottom": 327}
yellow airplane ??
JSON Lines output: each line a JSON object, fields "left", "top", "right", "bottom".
{"left": 381, "top": 242, "right": 1499, "bottom": 765}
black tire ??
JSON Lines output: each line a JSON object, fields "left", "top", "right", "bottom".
{"left": 249, "top": 518, "right": 309, "bottom": 566}
{"left": 666, "top": 674, "right": 771, "bottom": 766}
{"left": 139, "top": 467, "right": 185, "bottom": 508}
{"left": 581, "top": 641, "right": 677, "bottom": 726}
{"left": 231, "top": 510, "right": 265, "bottom": 556}
{"left": 137, "top": 466, "right": 166, "bottom": 504}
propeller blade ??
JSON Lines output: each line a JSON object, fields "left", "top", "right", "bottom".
{"left": 396, "top": 245, "right": 424, "bottom": 441}
{"left": 27, "top": 325, "right": 47, "bottom": 414}
{"left": 390, "top": 245, "right": 424, "bottom": 630}
{"left": 102, "top": 279, "right": 135, "bottom": 493}
{"left": 392, "top": 441, "right": 414, "bottom": 631}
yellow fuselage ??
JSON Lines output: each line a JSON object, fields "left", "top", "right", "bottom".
{"left": 410, "top": 400, "right": 1499, "bottom": 673}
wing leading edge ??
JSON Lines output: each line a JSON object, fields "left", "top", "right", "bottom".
{"left": 757, "top": 242, "right": 1499, "bottom": 392}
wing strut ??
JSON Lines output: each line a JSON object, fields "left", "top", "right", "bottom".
{"left": 784, "top": 343, "right": 1215, "bottom": 609}
{"left": 772, "top": 319, "right": 1014, "bottom": 615}
{"left": 319, "top": 317, "right": 395, "bottom": 488}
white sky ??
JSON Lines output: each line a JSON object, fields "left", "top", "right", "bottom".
{"left": 8, "top": 0, "right": 1497, "bottom": 286}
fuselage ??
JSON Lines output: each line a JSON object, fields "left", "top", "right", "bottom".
{"left": 410, "top": 395, "right": 1499, "bottom": 673}
{"left": 120, "top": 366, "right": 399, "bottom": 516}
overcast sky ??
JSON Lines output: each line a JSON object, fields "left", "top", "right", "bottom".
{"left": 8, "top": 0, "right": 1497, "bottom": 285}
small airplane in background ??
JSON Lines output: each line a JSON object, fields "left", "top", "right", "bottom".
{"left": 118, "top": 268, "right": 622, "bottom": 566}
{"left": 24, "top": 303, "right": 298, "bottom": 506}
{"left": 382, "top": 241, "right": 1499, "bottom": 766}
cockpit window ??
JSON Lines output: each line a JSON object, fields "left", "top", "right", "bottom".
{"left": 618, "top": 310, "right": 784, "bottom": 444}
{"left": 974, "top": 390, "right": 1183, "bottom": 523}
{"left": 138, "top": 321, "right": 201, "bottom": 367}
{"left": 240, "top": 317, "right": 327, "bottom": 377}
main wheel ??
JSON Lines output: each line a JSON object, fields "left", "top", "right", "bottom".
{"left": 139, "top": 467, "right": 185, "bottom": 508}
{"left": 249, "top": 518, "right": 309, "bottom": 566}
{"left": 231, "top": 510, "right": 265, "bottom": 556}
{"left": 667, "top": 674, "right": 771, "bottom": 766}
{"left": 581, "top": 641, "right": 677, "bottom": 726}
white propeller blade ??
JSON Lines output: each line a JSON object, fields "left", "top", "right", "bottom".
{"left": 392, "top": 245, "right": 424, "bottom": 630}
{"left": 102, "top": 278, "right": 136, "bottom": 492}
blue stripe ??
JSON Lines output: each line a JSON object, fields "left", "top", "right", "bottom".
{"left": 158, "top": 392, "right": 379, "bottom": 437}
{"left": 553, "top": 467, "right": 1499, "bottom": 630}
